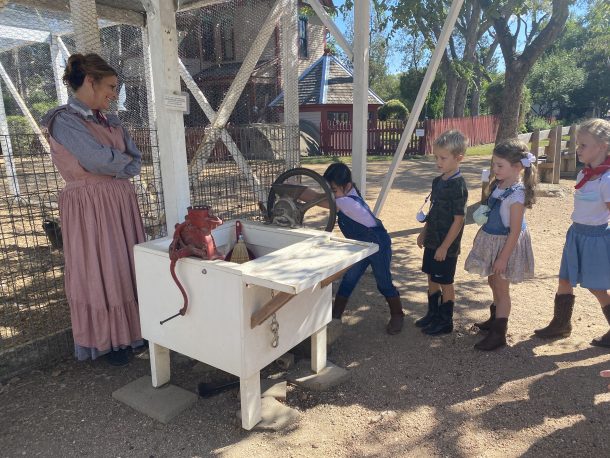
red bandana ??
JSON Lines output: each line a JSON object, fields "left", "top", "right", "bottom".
{"left": 574, "top": 157, "right": 610, "bottom": 189}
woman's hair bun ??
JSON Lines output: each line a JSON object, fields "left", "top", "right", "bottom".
{"left": 62, "top": 53, "right": 117, "bottom": 91}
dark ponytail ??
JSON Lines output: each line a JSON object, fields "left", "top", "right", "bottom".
{"left": 62, "top": 53, "right": 117, "bottom": 90}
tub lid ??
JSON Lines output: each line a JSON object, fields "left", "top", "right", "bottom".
{"left": 239, "top": 235, "right": 378, "bottom": 294}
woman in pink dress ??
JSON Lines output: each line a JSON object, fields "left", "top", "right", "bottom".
{"left": 42, "top": 53, "right": 146, "bottom": 366}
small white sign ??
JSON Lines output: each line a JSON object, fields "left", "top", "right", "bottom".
{"left": 415, "top": 128, "right": 425, "bottom": 137}
{"left": 164, "top": 93, "right": 188, "bottom": 112}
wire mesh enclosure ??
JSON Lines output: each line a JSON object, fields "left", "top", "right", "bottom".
{"left": 0, "top": 0, "right": 311, "bottom": 377}
{"left": 0, "top": 130, "right": 163, "bottom": 378}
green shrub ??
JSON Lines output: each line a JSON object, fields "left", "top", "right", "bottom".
{"left": 7, "top": 116, "right": 33, "bottom": 135}
{"left": 378, "top": 99, "right": 409, "bottom": 121}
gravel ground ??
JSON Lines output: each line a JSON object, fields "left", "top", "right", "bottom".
{"left": 1, "top": 157, "right": 609, "bottom": 457}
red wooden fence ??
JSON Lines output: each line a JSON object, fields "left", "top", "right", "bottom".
{"left": 320, "top": 120, "right": 425, "bottom": 156}
{"left": 424, "top": 115, "right": 499, "bottom": 154}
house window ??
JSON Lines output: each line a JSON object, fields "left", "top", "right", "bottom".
{"left": 201, "top": 20, "right": 215, "bottom": 61}
{"left": 220, "top": 18, "right": 235, "bottom": 61}
{"left": 298, "top": 16, "right": 308, "bottom": 58}
{"left": 328, "top": 111, "right": 349, "bottom": 124}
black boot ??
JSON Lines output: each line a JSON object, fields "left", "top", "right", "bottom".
{"left": 423, "top": 301, "right": 454, "bottom": 335}
{"left": 332, "top": 295, "right": 349, "bottom": 319}
{"left": 475, "top": 304, "right": 496, "bottom": 331}
{"left": 474, "top": 318, "right": 508, "bottom": 351}
{"left": 591, "top": 304, "right": 610, "bottom": 348}
{"left": 534, "top": 294, "right": 575, "bottom": 338}
{"left": 385, "top": 296, "right": 404, "bottom": 335}
{"left": 415, "top": 290, "right": 442, "bottom": 328}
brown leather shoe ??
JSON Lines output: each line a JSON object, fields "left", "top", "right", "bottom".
{"left": 534, "top": 294, "right": 575, "bottom": 338}
{"left": 474, "top": 318, "right": 507, "bottom": 351}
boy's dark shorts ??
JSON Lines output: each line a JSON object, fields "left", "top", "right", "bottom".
{"left": 422, "top": 247, "right": 458, "bottom": 285}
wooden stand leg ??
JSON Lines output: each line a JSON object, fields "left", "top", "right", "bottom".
{"left": 239, "top": 371, "right": 261, "bottom": 430}
{"left": 149, "top": 342, "right": 170, "bottom": 387}
{"left": 311, "top": 326, "right": 327, "bottom": 374}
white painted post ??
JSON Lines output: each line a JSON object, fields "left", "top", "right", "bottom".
{"left": 280, "top": 0, "right": 300, "bottom": 169}
{"left": 351, "top": 0, "right": 370, "bottom": 197}
{"left": 310, "top": 326, "right": 327, "bottom": 373}
{"left": 373, "top": 0, "right": 464, "bottom": 215}
{"left": 149, "top": 342, "right": 171, "bottom": 387}
{"left": 68, "top": 0, "right": 102, "bottom": 54}
{"left": 50, "top": 35, "right": 69, "bottom": 105}
{"left": 239, "top": 371, "right": 262, "bottom": 430}
{"left": 0, "top": 78, "right": 19, "bottom": 197}
{"left": 143, "top": 0, "right": 191, "bottom": 230}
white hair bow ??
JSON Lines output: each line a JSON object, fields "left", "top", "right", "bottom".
{"left": 520, "top": 152, "right": 536, "bottom": 168}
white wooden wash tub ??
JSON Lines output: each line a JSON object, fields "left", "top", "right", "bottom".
{"left": 134, "top": 220, "right": 378, "bottom": 429}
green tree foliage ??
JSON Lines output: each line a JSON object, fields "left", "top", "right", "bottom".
{"left": 378, "top": 99, "right": 409, "bottom": 121}
{"left": 537, "top": 1, "right": 610, "bottom": 120}
{"left": 399, "top": 68, "right": 445, "bottom": 119}
{"left": 526, "top": 50, "right": 585, "bottom": 118}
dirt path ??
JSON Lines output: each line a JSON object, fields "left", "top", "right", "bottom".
{"left": 2, "top": 157, "right": 609, "bottom": 457}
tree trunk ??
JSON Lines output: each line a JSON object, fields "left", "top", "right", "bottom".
{"left": 470, "top": 82, "right": 481, "bottom": 116}
{"left": 443, "top": 68, "right": 457, "bottom": 119}
{"left": 495, "top": 69, "right": 526, "bottom": 142}
{"left": 454, "top": 78, "right": 468, "bottom": 117}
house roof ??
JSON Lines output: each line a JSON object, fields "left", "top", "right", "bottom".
{"left": 270, "top": 53, "right": 385, "bottom": 107}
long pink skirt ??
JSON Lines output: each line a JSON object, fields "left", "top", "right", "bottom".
{"left": 59, "top": 176, "right": 145, "bottom": 360}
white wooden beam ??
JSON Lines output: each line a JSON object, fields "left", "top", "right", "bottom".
{"left": 0, "top": 25, "right": 50, "bottom": 43}
{"left": 144, "top": 0, "right": 190, "bottom": 230}
{"left": 373, "top": 0, "right": 465, "bottom": 216}
{"left": 69, "top": 0, "right": 101, "bottom": 54}
{"left": 176, "top": 0, "right": 232, "bottom": 12}
{"left": 280, "top": 0, "right": 299, "bottom": 169}
{"left": 178, "top": 59, "right": 267, "bottom": 203}
{"left": 189, "top": 0, "right": 288, "bottom": 164}
{"left": 11, "top": 0, "right": 145, "bottom": 27}
{"left": 0, "top": 78, "right": 20, "bottom": 198}
{"left": 351, "top": 0, "right": 369, "bottom": 196}
{"left": 50, "top": 35, "right": 69, "bottom": 105}
{"left": 57, "top": 36, "right": 71, "bottom": 60}
{"left": 303, "top": 0, "right": 353, "bottom": 61}
{"left": 0, "top": 61, "right": 50, "bottom": 154}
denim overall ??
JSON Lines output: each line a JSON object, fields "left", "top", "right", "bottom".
{"left": 482, "top": 184, "right": 527, "bottom": 235}
{"left": 336, "top": 194, "right": 399, "bottom": 298}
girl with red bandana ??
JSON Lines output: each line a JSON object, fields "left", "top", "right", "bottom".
{"left": 535, "top": 119, "right": 610, "bottom": 347}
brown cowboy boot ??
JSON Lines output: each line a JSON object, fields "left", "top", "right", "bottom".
{"left": 475, "top": 304, "right": 496, "bottom": 331}
{"left": 474, "top": 318, "right": 508, "bottom": 351}
{"left": 332, "top": 295, "right": 349, "bottom": 319}
{"left": 386, "top": 296, "right": 404, "bottom": 335}
{"left": 591, "top": 304, "right": 610, "bottom": 348}
{"left": 534, "top": 294, "right": 575, "bottom": 338}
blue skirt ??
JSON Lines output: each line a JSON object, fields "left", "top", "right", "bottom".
{"left": 559, "top": 223, "right": 610, "bottom": 290}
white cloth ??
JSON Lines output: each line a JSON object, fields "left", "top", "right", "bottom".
{"left": 571, "top": 170, "right": 610, "bottom": 225}
{"left": 491, "top": 185, "right": 525, "bottom": 227}
{"left": 336, "top": 188, "right": 377, "bottom": 228}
